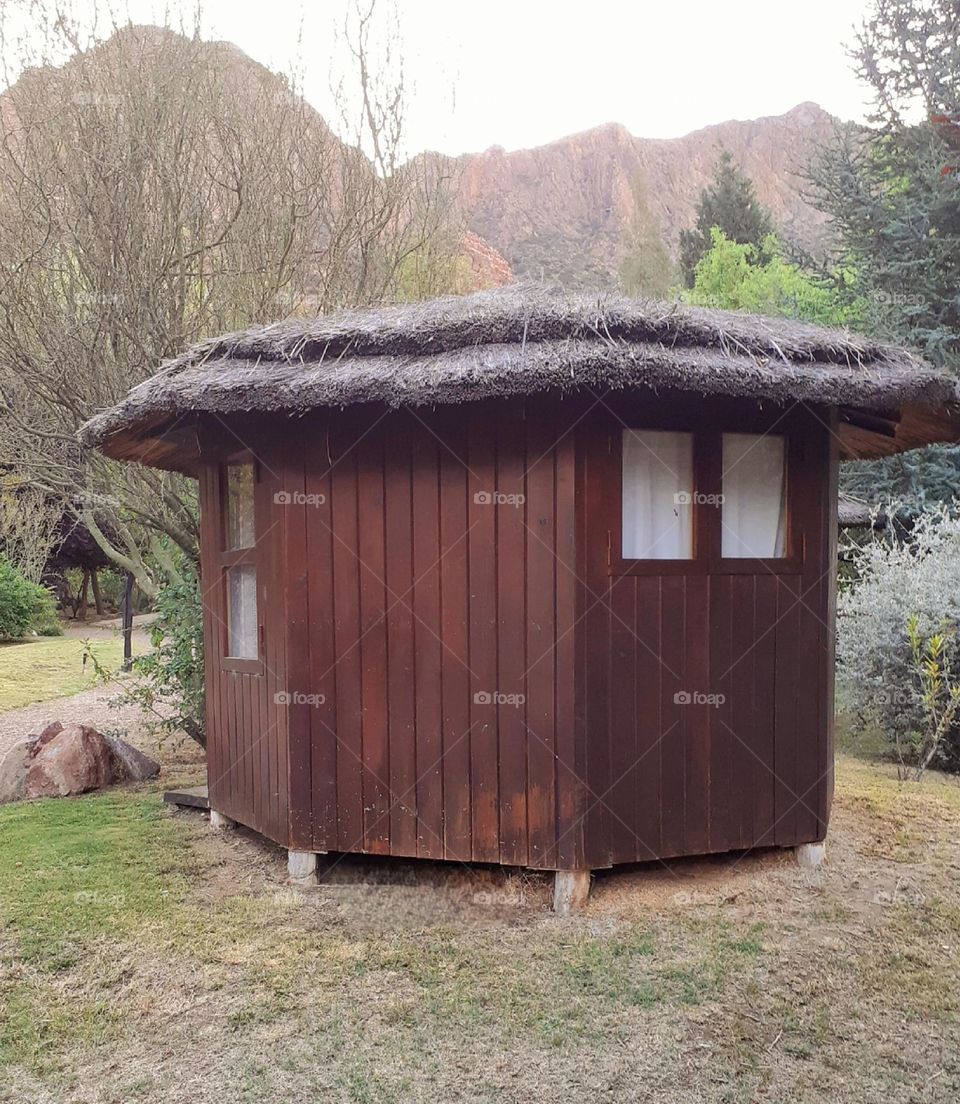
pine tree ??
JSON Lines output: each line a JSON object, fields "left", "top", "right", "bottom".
{"left": 807, "top": 0, "right": 960, "bottom": 508}
{"left": 678, "top": 148, "right": 774, "bottom": 287}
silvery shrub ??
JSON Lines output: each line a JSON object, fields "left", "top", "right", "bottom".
{"left": 837, "top": 504, "right": 960, "bottom": 771}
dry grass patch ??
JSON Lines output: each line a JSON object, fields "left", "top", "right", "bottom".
{"left": 1, "top": 755, "right": 959, "bottom": 1102}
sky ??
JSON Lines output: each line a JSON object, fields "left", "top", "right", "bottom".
{"left": 4, "top": 0, "right": 878, "bottom": 155}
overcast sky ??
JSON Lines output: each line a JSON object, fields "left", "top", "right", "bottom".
{"left": 9, "top": 0, "right": 878, "bottom": 155}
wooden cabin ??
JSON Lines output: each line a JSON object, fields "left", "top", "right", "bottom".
{"left": 82, "top": 287, "right": 960, "bottom": 910}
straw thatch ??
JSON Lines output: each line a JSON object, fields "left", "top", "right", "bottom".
{"left": 81, "top": 285, "right": 960, "bottom": 469}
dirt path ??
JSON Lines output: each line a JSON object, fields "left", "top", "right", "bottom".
{"left": 0, "top": 677, "right": 204, "bottom": 778}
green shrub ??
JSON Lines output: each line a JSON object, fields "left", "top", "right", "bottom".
{"left": 0, "top": 557, "right": 60, "bottom": 640}
{"left": 124, "top": 562, "right": 204, "bottom": 747}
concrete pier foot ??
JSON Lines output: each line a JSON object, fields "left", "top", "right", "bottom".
{"left": 553, "top": 870, "right": 591, "bottom": 915}
{"left": 795, "top": 841, "right": 826, "bottom": 869}
{"left": 288, "top": 849, "right": 319, "bottom": 884}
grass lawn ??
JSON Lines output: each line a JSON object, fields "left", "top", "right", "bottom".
{"left": 0, "top": 635, "right": 142, "bottom": 712}
{"left": 1, "top": 756, "right": 959, "bottom": 1103}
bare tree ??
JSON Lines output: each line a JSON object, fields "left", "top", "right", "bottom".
{"left": 0, "top": 0, "right": 460, "bottom": 592}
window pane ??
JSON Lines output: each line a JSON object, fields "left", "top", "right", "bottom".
{"left": 225, "top": 463, "right": 255, "bottom": 549}
{"left": 227, "top": 565, "right": 258, "bottom": 658}
{"left": 622, "top": 430, "right": 694, "bottom": 560}
{"left": 722, "top": 434, "right": 786, "bottom": 558}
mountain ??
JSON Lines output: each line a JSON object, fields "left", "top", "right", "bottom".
{"left": 2, "top": 25, "right": 836, "bottom": 296}
{"left": 451, "top": 102, "right": 837, "bottom": 289}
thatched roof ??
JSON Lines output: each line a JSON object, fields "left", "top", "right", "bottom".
{"left": 81, "top": 285, "right": 960, "bottom": 472}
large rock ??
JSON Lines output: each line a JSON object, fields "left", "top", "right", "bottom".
{"left": 25, "top": 724, "right": 114, "bottom": 798}
{"left": 0, "top": 737, "right": 37, "bottom": 804}
{"left": 1, "top": 723, "right": 160, "bottom": 803}
{"left": 103, "top": 733, "right": 160, "bottom": 782}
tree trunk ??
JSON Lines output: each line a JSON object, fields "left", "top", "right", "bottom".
{"left": 90, "top": 568, "right": 104, "bottom": 616}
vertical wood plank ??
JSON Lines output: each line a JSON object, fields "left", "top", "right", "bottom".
{"left": 557, "top": 420, "right": 585, "bottom": 871}
{"left": 683, "top": 574, "right": 710, "bottom": 856}
{"left": 496, "top": 404, "right": 528, "bottom": 866}
{"left": 708, "top": 574, "right": 733, "bottom": 853}
{"left": 411, "top": 419, "right": 445, "bottom": 859}
{"left": 384, "top": 418, "right": 418, "bottom": 857}
{"left": 524, "top": 413, "right": 558, "bottom": 869}
{"left": 277, "top": 437, "right": 311, "bottom": 849}
{"left": 438, "top": 414, "right": 472, "bottom": 860}
{"left": 659, "top": 575, "right": 686, "bottom": 857}
{"left": 304, "top": 420, "right": 338, "bottom": 852}
{"left": 467, "top": 410, "right": 500, "bottom": 863}
{"left": 773, "top": 575, "right": 801, "bottom": 845}
{"left": 752, "top": 575, "right": 778, "bottom": 846}
{"left": 331, "top": 427, "right": 365, "bottom": 852}
{"left": 633, "top": 576, "right": 662, "bottom": 861}
{"left": 357, "top": 429, "right": 390, "bottom": 853}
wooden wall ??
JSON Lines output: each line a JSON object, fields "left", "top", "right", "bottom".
{"left": 198, "top": 393, "right": 837, "bottom": 871}
{"left": 198, "top": 457, "right": 290, "bottom": 845}
{"left": 206, "top": 400, "right": 585, "bottom": 867}
{"left": 577, "top": 398, "right": 837, "bottom": 868}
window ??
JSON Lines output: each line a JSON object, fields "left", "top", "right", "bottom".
{"left": 721, "top": 434, "right": 786, "bottom": 559}
{"left": 227, "top": 564, "right": 258, "bottom": 659}
{"left": 621, "top": 430, "right": 694, "bottom": 560}
{"left": 225, "top": 463, "right": 256, "bottom": 549}
{"left": 615, "top": 426, "right": 794, "bottom": 572}
{"left": 221, "top": 460, "right": 259, "bottom": 664}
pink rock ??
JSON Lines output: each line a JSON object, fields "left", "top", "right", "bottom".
{"left": 25, "top": 724, "right": 114, "bottom": 798}
{"left": 36, "top": 721, "right": 64, "bottom": 746}
{"left": 0, "top": 738, "right": 37, "bottom": 804}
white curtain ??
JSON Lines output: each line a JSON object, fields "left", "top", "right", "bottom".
{"left": 228, "top": 565, "right": 258, "bottom": 658}
{"left": 622, "top": 430, "right": 694, "bottom": 559}
{"left": 721, "top": 434, "right": 786, "bottom": 558}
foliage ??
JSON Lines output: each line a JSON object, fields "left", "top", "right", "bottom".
{"left": 807, "top": 0, "right": 960, "bottom": 510}
{"left": 683, "top": 229, "right": 860, "bottom": 325}
{"left": 124, "top": 563, "right": 205, "bottom": 747}
{"left": 0, "top": 484, "right": 62, "bottom": 584}
{"left": 0, "top": 556, "right": 59, "bottom": 640}
{"left": 678, "top": 148, "right": 774, "bottom": 287}
{"left": 0, "top": 1, "right": 461, "bottom": 597}
{"left": 902, "top": 615, "right": 960, "bottom": 779}
{"left": 838, "top": 506, "right": 960, "bottom": 773}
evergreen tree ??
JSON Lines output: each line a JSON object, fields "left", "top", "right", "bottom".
{"left": 807, "top": 0, "right": 960, "bottom": 507}
{"left": 678, "top": 148, "right": 774, "bottom": 287}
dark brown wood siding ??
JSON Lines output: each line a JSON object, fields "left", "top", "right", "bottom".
{"left": 277, "top": 400, "right": 580, "bottom": 867}
{"left": 197, "top": 392, "right": 836, "bottom": 870}
{"left": 199, "top": 449, "right": 289, "bottom": 846}
{"left": 578, "top": 397, "right": 837, "bottom": 868}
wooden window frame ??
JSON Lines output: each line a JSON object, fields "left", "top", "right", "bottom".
{"left": 610, "top": 426, "right": 804, "bottom": 577}
{"left": 219, "top": 455, "right": 264, "bottom": 674}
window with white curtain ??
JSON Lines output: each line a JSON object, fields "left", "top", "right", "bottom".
{"left": 621, "top": 430, "right": 694, "bottom": 559}
{"left": 227, "top": 564, "right": 258, "bottom": 659}
{"left": 222, "top": 460, "right": 259, "bottom": 662}
{"left": 721, "top": 434, "right": 787, "bottom": 558}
